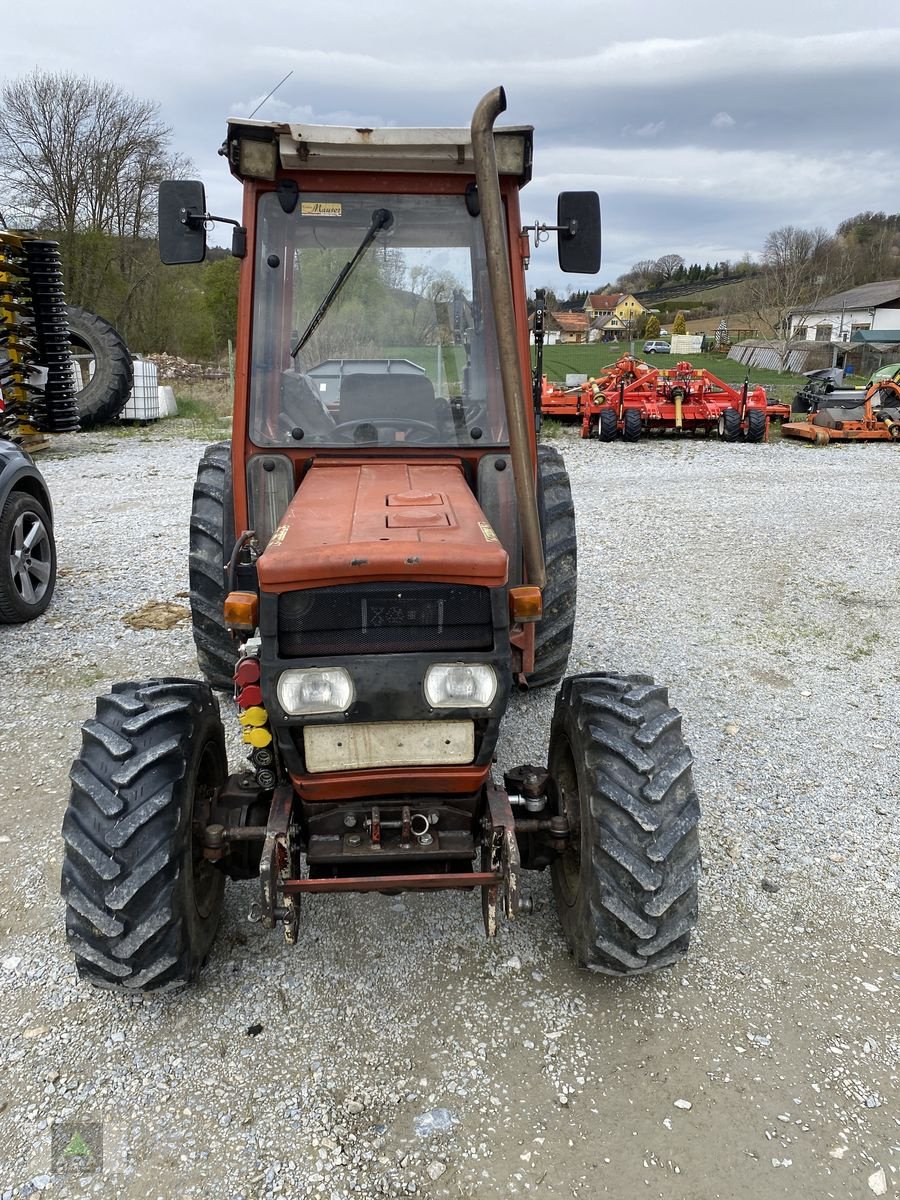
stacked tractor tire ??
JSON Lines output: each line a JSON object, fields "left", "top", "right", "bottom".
{"left": 1, "top": 230, "right": 133, "bottom": 439}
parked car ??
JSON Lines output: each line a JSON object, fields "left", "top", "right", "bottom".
{"left": 643, "top": 340, "right": 671, "bottom": 354}
{"left": 0, "top": 439, "right": 57, "bottom": 623}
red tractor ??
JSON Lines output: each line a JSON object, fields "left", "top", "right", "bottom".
{"left": 60, "top": 88, "right": 700, "bottom": 992}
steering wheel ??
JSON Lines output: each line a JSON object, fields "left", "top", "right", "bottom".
{"left": 330, "top": 418, "right": 441, "bottom": 445}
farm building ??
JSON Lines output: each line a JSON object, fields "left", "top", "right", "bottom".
{"left": 788, "top": 279, "right": 900, "bottom": 343}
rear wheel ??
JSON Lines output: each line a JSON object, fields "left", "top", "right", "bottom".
{"left": 189, "top": 442, "right": 237, "bottom": 689}
{"left": 720, "top": 407, "right": 741, "bottom": 441}
{"left": 746, "top": 408, "right": 766, "bottom": 443}
{"left": 623, "top": 408, "right": 642, "bottom": 442}
{"left": 598, "top": 408, "right": 618, "bottom": 442}
{"left": 0, "top": 491, "right": 56, "bottom": 623}
{"left": 549, "top": 673, "right": 700, "bottom": 975}
{"left": 61, "top": 679, "right": 227, "bottom": 992}
{"left": 527, "top": 443, "right": 577, "bottom": 689}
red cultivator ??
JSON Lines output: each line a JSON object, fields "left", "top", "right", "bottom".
{"left": 541, "top": 355, "right": 788, "bottom": 443}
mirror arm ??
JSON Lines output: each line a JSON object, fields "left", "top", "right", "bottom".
{"left": 521, "top": 220, "right": 577, "bottom": 249}
{"left": 179, "top": 209, "right": 247, "bottom": 258}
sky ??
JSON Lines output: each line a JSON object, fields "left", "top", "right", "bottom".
{"left": 5, "top": 0, "right": 900, "bottom": 294}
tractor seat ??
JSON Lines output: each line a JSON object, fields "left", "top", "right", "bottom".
{"left": 339, "top": 371, "right": 437, "bottom": 426}
{"left": 280, "top": 370, "right": 337, "bottom": 439}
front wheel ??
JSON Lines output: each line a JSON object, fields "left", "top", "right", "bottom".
{"left": 61, "top": 679, "right": 228, "bottom": 992}
{"left": 0, "top": 491, "right": 56, "bottom": 623}
{"left": 548, "top": 673, "right": 701, "bottom": 975}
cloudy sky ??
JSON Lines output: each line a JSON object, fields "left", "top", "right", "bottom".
{"left": 6, "top": 0, "right": 900, "bottom": 292}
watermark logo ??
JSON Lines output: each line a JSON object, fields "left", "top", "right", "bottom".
{"left": 51, "top": 1121, "right": 103, "bottom": 1175}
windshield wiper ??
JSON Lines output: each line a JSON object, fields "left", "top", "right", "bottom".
{"left": 290, "top": 208, "right": 394, "bottom": 358}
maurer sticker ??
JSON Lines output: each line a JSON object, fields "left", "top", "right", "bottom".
{"left": 300, "top": 202, "right": 342, "bottom": 217}
{"left": 479, "top": 521, "right": 498, "bottom": 542}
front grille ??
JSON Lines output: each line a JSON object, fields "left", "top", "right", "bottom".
{"left": 278, "top": 582, "right": 493, "bottom": 657}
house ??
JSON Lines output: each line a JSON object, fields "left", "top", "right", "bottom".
{"left": 528, "top": 310, "right": 591, "bottom": 345}
{"left": 583, "top": 293, "right": 622, "bottom": 320}
{"left": 592, "top": 313, "right": 629, "bottom": 341}
{"left": 612, "top": 293, "right": 647, "bottom": 327}
{"left": 551, "top": 311, "right": 590, "bottom": 343}
{"left": 789, "top": 279, "right": 900, "bottom": 343}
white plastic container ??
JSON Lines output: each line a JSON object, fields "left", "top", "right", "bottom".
{"left": 157, "top": 385, "right": 178, "bottom": 417}
{"left": 121, "top": 358, "right": 160, "bottom": 420}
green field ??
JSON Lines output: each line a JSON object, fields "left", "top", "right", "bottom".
{"left": 535, "top": 343, "right": 801, "bottom": 393}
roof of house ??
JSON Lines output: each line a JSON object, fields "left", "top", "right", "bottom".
{"left": 592, "top": 313, "right": 623, "bottom": 328}
{"left": 586, "top": 293, "right": 622, "bottom": 311}
{"left": 800, "top": 279, "right": 900, "bottom": 313}
{"left": 552, "top": 311, "right": 590, "bottom": 333}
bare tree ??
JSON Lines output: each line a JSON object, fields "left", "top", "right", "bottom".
{"left": 655, "top": 253, "right": 684, "bottom": 281}
{"left": 0, "top": 70, "right": 187, "bottom": 317}
{"left": 740, "top": 225, "right": 845, "bottom": 370}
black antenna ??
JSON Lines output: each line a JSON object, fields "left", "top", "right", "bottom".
{"left": 248, "top": 71, "right": 294, "bottom": 120}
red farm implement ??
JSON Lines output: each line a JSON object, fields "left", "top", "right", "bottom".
{"left": 540, "top": 355, "right": 783, "bottom": 443}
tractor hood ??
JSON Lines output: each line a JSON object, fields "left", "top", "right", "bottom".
{"left": 257, "top": 460, "right": 509, "bottom": 592}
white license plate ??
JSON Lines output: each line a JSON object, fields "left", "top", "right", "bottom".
{"left": 303, "top": 720, "right": 475, "bottom": 773}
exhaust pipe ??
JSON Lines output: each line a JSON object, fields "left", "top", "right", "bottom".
{"left": 471, "top": 87, "right": 545, "bottom": 592}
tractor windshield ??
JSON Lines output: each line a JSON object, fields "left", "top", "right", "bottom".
{"left": 249, "top": 190, "right": 508, "bottom": 448}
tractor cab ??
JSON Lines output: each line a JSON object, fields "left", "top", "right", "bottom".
{"left": 60, "top": 90, "right": 701, "bottom": 995}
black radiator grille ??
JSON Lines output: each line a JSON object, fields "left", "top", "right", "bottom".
{"left": 278, "top": 582, "right": 493, "bottom": 656}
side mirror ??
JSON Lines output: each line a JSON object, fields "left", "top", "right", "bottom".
{"left": 158, "top": 180, "right": 207, "bottom": 265}
{"left": 557, "top": 191, "right": 601, "bottom": 274}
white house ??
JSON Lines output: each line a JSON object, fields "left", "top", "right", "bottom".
{"left": 789, "top": 279, "right": 900, "bottom": 343}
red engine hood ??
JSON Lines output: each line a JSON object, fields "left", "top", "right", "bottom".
{"left": 257, "top": 459, "right": 509, "bottom": 592}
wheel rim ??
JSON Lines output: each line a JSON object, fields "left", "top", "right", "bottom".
{"left": 190, "top": 740, "right": 223, "bottom": 920}
{"left": 9, "top": 509, "right": 53, "bottom": 606}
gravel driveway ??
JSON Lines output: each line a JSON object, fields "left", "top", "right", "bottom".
{"left": 0, "top": 428, "right": 897, "bottom": 1199}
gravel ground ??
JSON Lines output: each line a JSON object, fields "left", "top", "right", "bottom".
{"left": 0, "top": 428, "right": 897, "bottom": 1200}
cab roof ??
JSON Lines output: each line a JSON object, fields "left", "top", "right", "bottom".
{"left": 223, "top": 118, "right": 533, "bottom": 185}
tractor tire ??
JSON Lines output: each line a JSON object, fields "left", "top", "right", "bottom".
{"left": 0, "top": 491, "right": 56, "bottom": 623}
{"left": 598, "top": 408, "right": 618, "bottom": 442}
{"left": 66, "top": 306, "right": 133, "bottom": 429}
{"left": 526, "top": 443, "right": 577, "bottom": 689}
{"left": 60, "top": 679, "right": 228, "bottom": 992}
{"left": 189, "top": 442, "right": 238, "bottom": 690}
{"left": 746, "top": 408, "right": 767, "bottom": 443}
{"left": 548, "top": 673, "right": 701, "bottom": 975}
{"left": 623, "top": 408, "right": 642, "bottom": 442}
{"left": 720, "top": 407, "right": 742, "bottom": 442}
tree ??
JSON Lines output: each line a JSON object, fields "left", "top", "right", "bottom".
{"left": 644, "top": 314, "right": 661, "bottom": 338}
{"left": 740, "top": 224, "right": 842, "bottom": 369}
{"left": 672, "top": 311, "right": 687, "bottom": 335}
{"left": 0, "top": 70, "right": 188, "bottom": 335}
{"left": 655, "top": 253, "right": 684, "bottom": 281}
